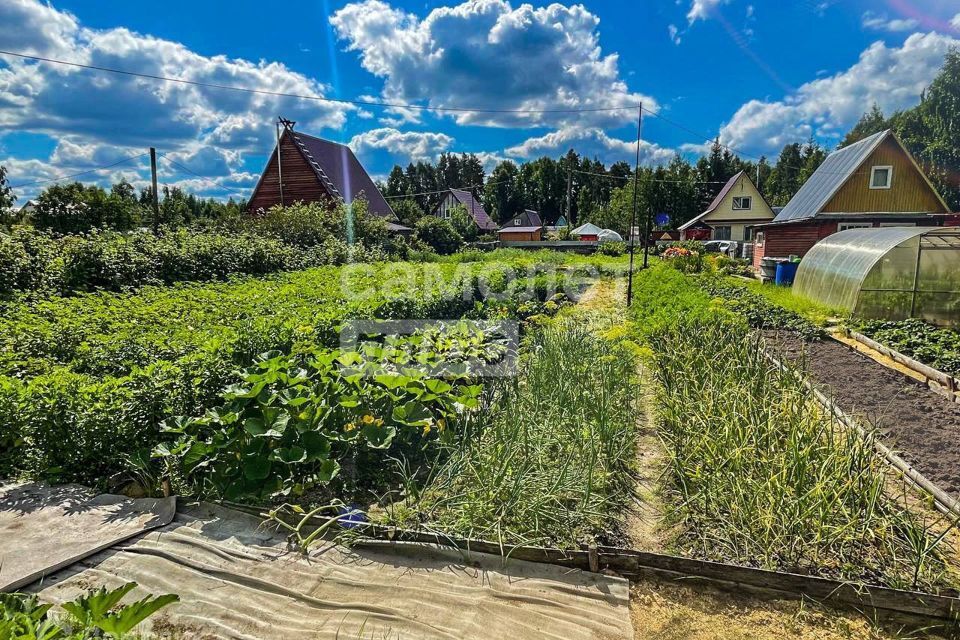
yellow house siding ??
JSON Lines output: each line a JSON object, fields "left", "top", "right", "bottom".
{"left": 701, "top": 174, "right": 775, "bottom": 241}
{"left": 822, "top": 136, "right": 948, "bottom": 214}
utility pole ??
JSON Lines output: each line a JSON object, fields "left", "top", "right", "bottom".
{"left": 149, "top": 147, "right": 159, "bottom": 233}
{"left": 626, "top": 104, "right": 643, "bottom": 307}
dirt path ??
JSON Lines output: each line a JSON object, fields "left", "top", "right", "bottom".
{"left": 765, "top": 331, "right": 960, "bottom": 498}
{"left": 568, "top": 277, "right": 667, "bottom": 551}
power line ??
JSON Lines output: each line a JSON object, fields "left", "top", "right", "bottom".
{"left": 10, "top": 152, "right": 151, "bottom": 189}
{"left": 0, "top": 50, "right": 639, "bottom": 115}
{"left": 572, "top": 168, "right": 731, "bottom": 184}
{"left": 382, "top": 181, "right": 507, "bottom": 200}
{"left": 158, "top": 153, "right": 208, "bottom": 180}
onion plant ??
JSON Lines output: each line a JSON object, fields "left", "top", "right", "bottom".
{"left": 405, "top": 318, "right": 640, "bottom": 548}
{"left": 651, "top": 317, "right": 955, "bottom": 591}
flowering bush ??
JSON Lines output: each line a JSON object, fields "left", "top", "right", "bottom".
{"left": 662, "top": 246, "right": 705, "bottom": 273}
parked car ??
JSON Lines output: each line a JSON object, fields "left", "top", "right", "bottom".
{"left": 702, "top": 240, "right": 734, "bottom": 254}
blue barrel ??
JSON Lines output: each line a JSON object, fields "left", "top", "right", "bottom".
{"left": 775, "top": 260, "right": 799, "bottom": 286}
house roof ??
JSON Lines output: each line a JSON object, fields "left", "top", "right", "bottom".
{"left": 446, "top": 189, "right": 498, "bottom": 230}
{"left": 771, "top": 129, "right": 953, "bottom": 224}
{"left": 287, "top": 130, "right": 396, "bottom": 219}
{"left": 498, "top": 226, "right": 542, "bottom": 234}
{"left": 385, "top": 221, "right": 413, "bottom": 233}
{"left": 524, "top": 210, "right": 542, "bottom": 226}
{"left": 678, "top": 171, "right": 771, "bottom": 231}
{"left": 571, "top": 222, "right": 603, "bottom": 236}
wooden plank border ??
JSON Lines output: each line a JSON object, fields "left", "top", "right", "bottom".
{"left": 221, "top": 501, "right": 960, "bottom": 623}
{"left": 762, "top": 347, "right": 960, "bottom": 520}
{"left": 846, "top": 330, "right": 960, "bottom": 404}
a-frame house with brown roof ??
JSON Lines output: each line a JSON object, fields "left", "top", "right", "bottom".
{"left": 248, "top": 120, "right": 399, "bottom": 226}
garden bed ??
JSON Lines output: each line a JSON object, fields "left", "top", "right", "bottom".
{"left": 763, "top": 331, "right": 960, "bottom": 499}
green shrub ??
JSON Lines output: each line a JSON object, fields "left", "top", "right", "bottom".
{"left": 414, "top": 217, "right": 463, "bottom": 255}
{"left": 0, "top": 200, "right": 393, "bottom": 297}
{"left": 598, "top": 241, "right": 625, "bottom": 256}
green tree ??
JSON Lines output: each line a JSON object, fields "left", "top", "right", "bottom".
{"left": 449, "top": 204, "right": 479, "bottom": 242}
{"left": 391, "top": 198, "right": 424, "bottom": 228}
{"left": 414, "top": 216, "right": 463, "bottom": 255}
{"left": 840, "top": 104, "right": 888, "bottom": 148}
{"left": 484, "top": 160, "right": 522, "bottom": 224}
{"left": 0, "top": 165, "right": 15, "bottom": 214}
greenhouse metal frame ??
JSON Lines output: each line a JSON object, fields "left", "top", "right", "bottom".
{"left": 793, "top": 226, "right": 960, "bottom": 325}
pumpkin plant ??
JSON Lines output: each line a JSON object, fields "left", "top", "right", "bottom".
{"left": 155, "top": 340, "right": 484, "bottom": 501}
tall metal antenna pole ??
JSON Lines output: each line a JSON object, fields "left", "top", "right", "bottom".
{"left": 626, "top": 104, "right": 643, "bottom": 307}
{"left": 276, "top": 119, "right": 285, "bottom": 207}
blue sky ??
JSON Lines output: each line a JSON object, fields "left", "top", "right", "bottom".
{"left": 1, "top": 0, "right": 959, "bottom": 201}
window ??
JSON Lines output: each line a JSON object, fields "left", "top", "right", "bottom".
{"left": 878, "top": 222, "right": 916, "bottom": 227}
{"left": 713, "top": 226, "right": 732, "bottom": 240}
{"left": 743, "top": 226, "right": 753, "bottom": 242}
{"left": 514, "top": 218, "right": 521, "bottom": 226}
{"left": 755, "top": 231, "right": 764, "bottom": 246}
{"left": 838, "top": 222, "right": 873, "bottom": 232}
{"left": 732, "top": 196, "right": 752, "bottom": 210}
{"left": 870, "top": 165, "right": 893, "bottom": 189}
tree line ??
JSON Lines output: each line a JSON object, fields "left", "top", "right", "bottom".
{"left": 380, "top": 141, "right": 829, "bottom": 236}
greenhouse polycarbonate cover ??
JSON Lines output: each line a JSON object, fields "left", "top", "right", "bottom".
{"left": 794, "top": 227, "right": 960, "bottom": 325}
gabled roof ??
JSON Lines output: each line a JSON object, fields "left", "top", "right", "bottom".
{"left": 774, "top": 131, "right": 887, "bottom": 223}
{"left": 445, "top": 189, "right": 498, "bottom": 230}
{"left": 571, "top": 222, "right": 603, "bottom": 236}
{"left": 772, "top": 129, "right": 949, "bottom": 223}
{"left": 504, "top": 209, "right": 542, "bottom": 228}
{"left": 678, "top": 171, "right": 770, "bottom": 231}
{"left": 289, "top": 131, "right": 395, "bottom": 219}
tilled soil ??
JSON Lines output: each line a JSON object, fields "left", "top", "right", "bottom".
{"left": 764, "top": 330, "right": 960, "bottom": 499}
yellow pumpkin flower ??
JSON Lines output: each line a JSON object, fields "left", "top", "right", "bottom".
{"left": 345, "top": 422, "right": 357, "bottom": 432}
{"left": 361, "top": 414, "right": 375, "bottom": 425}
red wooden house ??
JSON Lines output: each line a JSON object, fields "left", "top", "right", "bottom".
{"left": 248, "top": 121, "right": 406, "bottom": 230}
{"left": 752, "top": 130, "right": 951, "bottom": 268}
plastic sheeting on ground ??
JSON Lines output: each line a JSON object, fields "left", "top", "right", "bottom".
{"left": 0, "top": 482, "right": 175, "bottom": 592}
{"left": 30, "top": 502, "right": 632, "bottom": 639}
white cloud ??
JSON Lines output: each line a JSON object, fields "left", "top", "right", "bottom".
{"left": 348, "top": 128, "right": 454, "bottom": 162}
{"left": 717, "top": 32, "right": 960, "bottom": 155}
{"left": 329, "top": 0, "right": 655, "bottom": 129}
{"left": 0, "top": 0, "right": 355, "bottom": 198}
{"left": 687, "top": 0, "right": 728, "bottom": 24}
{"left": 861, "top": 11, "right": 919, "bottom": 32}
{"left": 951, "top": 14, "right": 960, "bottom": 30}
{"left": 668, "top": 24, "right": 682, "bottom": 45}
{"left": 506, "top": 127, "right": 674, "bottom": 166}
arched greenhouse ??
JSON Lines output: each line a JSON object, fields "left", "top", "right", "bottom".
{"left": 793, "top": 227, "right": 960, "bottom": 326}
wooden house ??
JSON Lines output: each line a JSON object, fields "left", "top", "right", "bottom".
{"left": 432, "top": 189, "right": 498, "bottom": 232}
{"left": 247, "top": 122, "right": 403, "bottom": 229}
{"left": 752, "top": 130, "right": 950, "bottom": 268}
{"left": 678, "top": 171, "right": 774, "bottom": 242}
{"left": 497, "top": 209, "right": 543, "bottom": 242}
